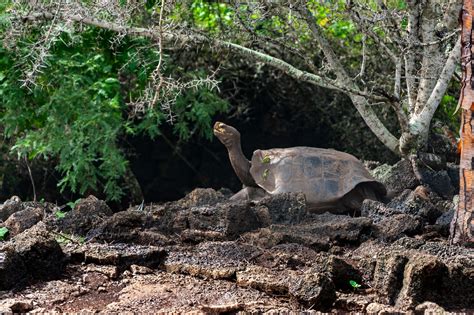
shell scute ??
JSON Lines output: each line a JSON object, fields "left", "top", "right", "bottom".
{"left": 250, "top": 147, "right": 384, "bottom": 207}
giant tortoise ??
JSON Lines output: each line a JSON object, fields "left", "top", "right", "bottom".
{"left": 213, "top": 122, "right": 386, "bottom": 213}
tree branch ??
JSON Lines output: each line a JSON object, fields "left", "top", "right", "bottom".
{"left": 415, "top": 1, "right": 446, "bottom": 114}
{"left": 348, "top": 8, "right": 398, "bottom": 63}
{"left": 350, "top": 95, "right": 400, "bottom": 153}
{"left": 301, "top": 6, "right": 400, "bottom": 153}
{"left": 394, "top": 57, "right": 402, "bottom": 99}
{"left": 19, "top": 11, "right": 389, "bottom": 102}
{"left": 405, "top": 0, "right": 421, "bottom": 112}
{"left": 410, "top": 36, "right": 461, "bottom": 134}
{"left": 19, "top": 8, "right": 400, "bottom": 153}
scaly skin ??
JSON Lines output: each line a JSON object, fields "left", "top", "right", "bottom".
{"left": 213, "top": 122, "right": 257, "bottom": 187}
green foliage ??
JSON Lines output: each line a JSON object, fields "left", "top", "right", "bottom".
{"left": 190, "top": 1, "right": 233, "bottom": 31}
{"left": 433, "top": 80, "right": 461, "bottom": 133}
{"left": 349, "top": 280, "right": 361, "bottom": 289}
{"left": 0, "top": 227, "right": 9, "bottom": 241}
{"left": 66, "top": 198, "right": 81, "bottom": 210}
{"left": 0, "top": 23, "right": 228, "bottom": 201}
{"left": 55, "top": 210, "right": 67, "bottom": 219}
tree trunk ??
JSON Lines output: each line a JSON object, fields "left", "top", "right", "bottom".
{"left": 450, "top": 0, "right": 474, "bottom": 245}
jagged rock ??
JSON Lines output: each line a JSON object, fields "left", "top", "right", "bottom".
{"left": 334, "top": 293, "right": 375, "bottom": 312}
{"left": 253, "top": 247, "right": 359, "bottom": 292}
{"left": 371, "top": 160, "right": 418, "bottom": 195}
{"left": 446, "top": 163, "right": 460, "bottom": 191}
{"left": 236, "top": 266, "right": 291, "bottom": 294}
{"left": 68, "top": 243, "right": 166, "bottom": 270}
{"left": 417, "top": 152, "right": 446, "bottom": 171}
{"left": 0, "top": 196, "right": 22, "bottom": 221}
{"left": 414, "top": 167, "right": 455, "bottom": 200}
{"left": 288, "top": 270, "right": 336, "bottom": 309}
{"left": 11, "top": 222, "right": 66, "bottom": 277}
{"left": 392, "top": 237, "right": 425, "bottom": 250}
{"left": 365, "top": 302, "right": 400, "bottom": 314}
{"left": 443, "top": 258, "right": 474, "bottom": 308}
{"left": 182, "top": 202, "right": 262, "bottom": 240}
{"left": 253, "top": 193, "right": 307, "bottom": 225}
{"left": 373, "top": 252, "right": 408, "bottom": 305}
{"left": 0, "top": 299, "right": 33, "bottom": 313}
{"left": 253, "top": 243, "right": 322, "bottom": 270}
{"left": 56, "top": 195, "right": 113, "bottom": 236}
{"left": 85, "top": 210, "right": 172, "bottom": 245}
{"left": 358, "top": 239, "right": 470, "bottom": 310}
{"left": 286, "top": 212, "right": 373, "bottom": 245}
{"left": 325, "top": 256, "right": 363, "bottom": 291}
{"left": 164, "top": 241, "right": 261, "bottom": 279}
{"left": 0, "top": 222, "right": 65, "bottom": 290}
{"left": 415, "top": 301, "right": 445, "bottom": 314}
{"left": 243, "top": 213, "right": 372, "bottom": 250}
{"left": 395, "top": 254, "right": 448, "bottom": 309}
{"left": 361, "top": 200, "right": 401, "bottom": 223}
{"left": 90, "top": 193, "right": 306, "bottom": 244}
{"left": 0, "top": 197, "right": 54, "bottom": 225}
{"left": 4, "top": 206, "right": 43, "bottom": 236}
{"left": 373, "top": 214, "right": 422, "bottom": 242}
{"left": 434, "top": 196, "right": 457, "bottom": 236}
{"left": 388, "top": 187, "right": 442, "bottom": 223}
{"left": 173, "top": 188, "right": 228, "bottom": 208}
{"left": 0, "top": 244, "right": 27, "bottom": 290}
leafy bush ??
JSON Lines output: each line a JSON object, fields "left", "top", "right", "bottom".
{"left": 0, "top": 25, "right": 228, "bottom": 201}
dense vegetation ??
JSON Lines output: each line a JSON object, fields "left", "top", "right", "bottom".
{"left": 0, "top": 1, "right": 461, "bottom": 202}
{"left": 0, "top": 4, "right": 228, "bottom": 201}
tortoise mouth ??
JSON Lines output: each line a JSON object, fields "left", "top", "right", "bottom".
{"left": 213, "top": 121, "right": 226, "bottom": 135}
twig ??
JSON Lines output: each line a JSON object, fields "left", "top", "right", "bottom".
{"left": 24, "top": 156, "right": 37, "bottom": 202}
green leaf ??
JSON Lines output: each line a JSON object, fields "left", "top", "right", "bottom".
{"left": 104, "top": 78, "right": 119, "bottom": 84}
{"left": 0, "top": 227, "right": 9, "bottom": 241}
{"left": 349, "top": 280, "right": 361, "bottom": 288}
{"left": 55, "top": 211, "right": 67, "bottom": 219}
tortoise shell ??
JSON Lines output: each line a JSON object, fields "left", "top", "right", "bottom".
{"left": 249, "top": 147, "right": 386, "bottom": 208}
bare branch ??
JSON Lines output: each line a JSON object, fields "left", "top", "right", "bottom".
{"left": 18, "top": 10, "right": 390, "bottom": 102}
{"left": 348, "top": 8, "right": 398, "bottom": 63}
{"left": 415, "top": 1, "right": 447, "bottom": 114}
{"left": 394, "top": 57, "right": 402, "bottom": 100}
{"left": 354, "top": 35, "right": 366, "bottom": 81}
{"left": 411, "top": 36, "right": 461, "bottom": 134}
{"left": 405, "top": 0, "right": 421, "bottom": 112}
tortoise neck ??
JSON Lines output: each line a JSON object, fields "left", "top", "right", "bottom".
{"left": 227, "top": 142, "right": 256, "bottom": 187}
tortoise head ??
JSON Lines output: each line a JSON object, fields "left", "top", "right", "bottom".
{"left": 213, "top": 121, "right": 241, "bottom": 148}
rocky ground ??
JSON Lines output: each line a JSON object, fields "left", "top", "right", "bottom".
{"left": 0, "top": 158, "right": 472, "bottom": 313}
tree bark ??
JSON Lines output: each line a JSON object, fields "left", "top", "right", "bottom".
{"left": 450, "top": 0, "right": 474, "bottom": 245}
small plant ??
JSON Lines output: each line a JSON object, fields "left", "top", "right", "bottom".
{"left": 66, "top": 199, "right": 81, "bottom": 210}
{"left": 0, "top": 227, "right": 9, "bottom": 241}
{"left": 349, "top": 280, "right": 362, "bottom": 289}
{"left": 55, "top": 210, "right": 67, "bottom": 219}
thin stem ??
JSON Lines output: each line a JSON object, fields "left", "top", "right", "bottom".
{"left": 24, "top": 156, "right": 36, "bottom": 202}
